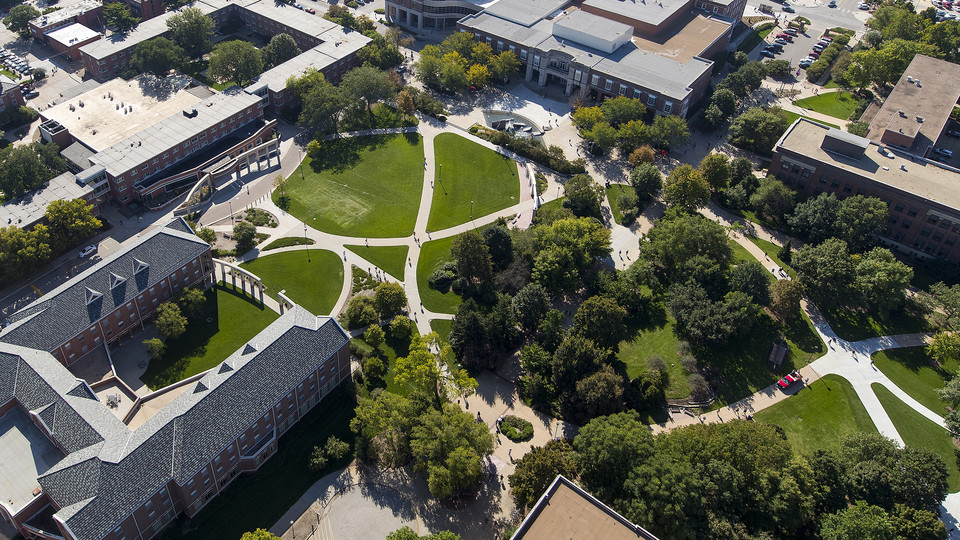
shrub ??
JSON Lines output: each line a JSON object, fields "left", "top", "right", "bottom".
{"left": 847, "top": 121, "right": 869, "bottom": 137}
{"left": 500, "top": 415, "right": 534, "bottom": 442}
{"left": 474, "top": 126, "right": 586, "bottom": 174}
{"left": 346, "top": 0, "right": 358, "bottom": 7}
{"left": 276, "top": 194, "right": 291, "bottom": 210}
{"left": 262, "top": 236, "right": 314, "bottom": 251}
{"left": 688, "top": 373, "right": 711, "bottom": 401}
{"left": 428, "top": 262, "right": 457, "bottom": 292}
{"left": 679, "top": 354, "right": 698, "bottom": 373}
{"left": 374, "top": 7, "right": 385, "bottom": 13}
{"left": 325, "top": 435, "right": 350, "bottom": 461}
{"left": 647, "top": 356, "right": 667, "bottom": 376}
{"left": 620, "top": 207, "right": 638, "bottom": 225}
{"left": 307, "top": 446, "right": 327, "bottom": 472}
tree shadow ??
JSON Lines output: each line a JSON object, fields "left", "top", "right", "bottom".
{"left": 308, "top": 134, "right": 396, "bottom": 173}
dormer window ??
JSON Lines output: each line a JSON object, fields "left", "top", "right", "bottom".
{"left": 85, "top": 287, "right": 102, "bottom": 305}
{"left": 109, "top": 272, "right": 126, "bottom": 289}
{"left": 133, "top": 259, "right": 149, "bottom": 274}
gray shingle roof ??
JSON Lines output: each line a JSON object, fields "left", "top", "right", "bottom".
{"left": 7, "top": 305, "right": 348, "bottom": 540}
{"left": 0, "top": 218, "right": 210, "bottom": 352}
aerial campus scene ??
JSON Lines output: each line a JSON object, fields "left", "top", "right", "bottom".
{"left": 4, "top": 0, "right": 960, "bottom": 537}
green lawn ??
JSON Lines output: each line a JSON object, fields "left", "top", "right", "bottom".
{"left": 618, "top": 315, "right": 690, "bottom": 399}
{"left": 183, "top": 60, "right": 232, "bottom": 91}
{"left": 747, "top": 236, "right": 797, "bottom": 279}
{"left": 781, "top": 110, "right": 842, "bottom": 130}
{"left": 353, "top": 328, "right": 416, "bottom": 398}
{"left": 821, "top": 302, "right": 931, "bottom": 342}
{"left": 169, "top": 387, "right": 356, "bottom": 540}
{"left": 277, "top": 134, "right": 424, "bottom": 238}
{"left": 427, "top": 133, "right": 520, "bottom": 231}
{"left": 431, "top": 319, "right": 452, "bottom": 342}
{"left": 606, "top": 184, "right": 631, "bottom": 224}
{"left": 262, "top": 236, "right": 315, "bottom": 251}
{"left": 873, "top": 383, "right": 960, "bottom": 491}
{"left": 141, "top": 284, "right": 279, "bottom": 390}
{"left": 345, "top": 245, "right": 409, "bottom": 281}
{"left": 755, "top": 374, "right": 877, "bottom": 455}
{"left": 793, "top": 91, "right": 859, "bottom": 120}
{"left": 872, "top": 347, "right": 957, "bottom": 416}
{"left": 823, "top": 77, "right": 840, "bottom": 89}
{"left": 738, "top": 23, "right": 775, "bottom": 53}
{"left": 240, "top": 250, "right": 344, "bottom": 316}
{"left": 700, "top": 311, "right": 825, "bottom": 406}
{"left": 417, "top": 235, "right": 461, "bottom": 314}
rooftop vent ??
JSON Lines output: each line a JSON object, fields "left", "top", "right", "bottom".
{"left": 182, "top": 108, "right": 198, "bottom": 118}
{"left": 898, "top": 110, "right": 907, "bottom": 118}
{"left": 917, "top": 116, "right": 924, "bottom": 123}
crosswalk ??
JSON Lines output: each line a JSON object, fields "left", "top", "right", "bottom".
{"left": 314, "top": 515, "right": 335, "bottom": 540}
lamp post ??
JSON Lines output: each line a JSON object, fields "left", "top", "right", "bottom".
{"left": 298, "top": 149, "right": 305, "bottom": 181}
{"left": 228, "top": 200, "right": 233, "bottom": 222}
{"left": 303, "top": 222, "right": 310, "bottom": 262}
{"left": 290, "top": 520, "right": 296, "bottom": 540}
{"left": 470, "top": 200, "right": 474, "bottom": 219}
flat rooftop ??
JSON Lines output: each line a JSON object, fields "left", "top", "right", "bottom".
{"left": 779, "top": 118, "right": 960, "bottom": 211}
{"left": 125, "top": 383, "right": 191, "bottom": 429}
{"left": 0, "top": 171, "right": 93, "bottom": 228}
{"left": 513, "top": 476, "right": 658, "bottom": 540}
{"left": 41, "top": 75, "right": 201, "bottom": 153}
{"left": 582, "top": 0, "right": 689, "bottom": 28}
{"left": 79, "top": 1, "right": 218, "bottom": 60}
{"left": 46, "top": 23, "right": 100, "bottom": 47}
{"left": 29, "top": 0, "right": 101, "bottom": 30}
{"left": 631, "top": 11, "right": 730, "bottom": 62}
{"left": 245, "top": 27, "right": 372, "bottom": 93}
{"left": 0, "top": 408, "right": 64, "bottom": 512}
{"left": 866, "top": 54, "right": 960, "bottom": 153}
{"left": 483, "top": 0, "right": 569, "bottom": 26}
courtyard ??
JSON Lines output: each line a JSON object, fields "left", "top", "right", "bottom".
{"left": 240, "top": 249, "right": 344, "bottom": 316}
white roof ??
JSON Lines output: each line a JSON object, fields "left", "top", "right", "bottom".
{"left": 46, "top": 23, "right": 100, "bottom": 47}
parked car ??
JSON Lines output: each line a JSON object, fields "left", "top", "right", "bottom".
{"left": 304, "top": 6, "right": 315, "bottom": 12}
{"left": 813, "top": 44, "right": 826, "bottom": 52}
{"left": 774, "top": 38, "right": 789, "bottom": 45}
{"left": 760, "top": 49, "right": 777, "bottom": 58}
{"left": 777, "top": 370, "right": 802, "bottom": 390}
{"left": 782, "top": 4, "right": 795, "bottom": 11}
{"left": 784, "top": 28, "right": 798, "bottom": 35}
{"left": 859, "top": 2, "right": 870, "bottom": 8}
{"left": 935, "top": 148, "right": 954, "bottom": 158}
{"left": 776, "top": 33, "right": 793, "bottom": 40}
{"left": 765, "top": 44, "right": 783, "bottom": 52}
{"left": 809, "top": 51, "right": 821, "bottom": 58}
{"left": 946, "top": 129, "right": 960, "bottom": 138}
{"left": 78, "top": 245, "right": 97, "bottom": 258}
{"left": 828, "top": 0, "right": 836, "bottom": 6}
{"left": 24, "top": 90, "right": 38, "bottom": 99}
{"left": 820, "top": 36, "right": 833, "bottom": 42}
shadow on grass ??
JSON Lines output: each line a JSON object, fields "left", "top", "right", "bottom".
{"left": 308, "top": 134, "right": 395, "bottom": 173}
{"left": 821, "top": 299, "right": 930, "bottom": 342}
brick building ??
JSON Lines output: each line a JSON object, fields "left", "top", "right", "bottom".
{"left": 771, "top": 118, "right": 960, "bottom": 263}
{"left": 44, "top": 24, "right": 102, "bottom": 62}
{"left": 0, "top": 74, "right": 25, "bottom": 111}
{"left": 0, "top": 219, "right": 352, "bottom": 540}
{"left": 455, "top": 0, "right": 739, "bottom": 116}
{"left": 28, "top": 0, "right": 104, "bottom": 43}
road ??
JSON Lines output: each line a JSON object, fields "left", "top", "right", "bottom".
{"left": 746, "top": 0, "right": 868, "bottom": 34}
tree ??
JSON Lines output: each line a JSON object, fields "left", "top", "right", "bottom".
{"left": 197, "top": 227, "right": 216, "bottom": 246}
{"left": 325, "top": 435, "right": 350, "bottom": 461}
{"left": 0, "top": 225, "right": 52, "bottom": 281}
{"left": 600, "top": 96, "right": 646, "bottom": 127}
{"left": 837, "top": 195, "right": 887, "bottom": 252}
{"left": 155, "top": 302, "right": 187, "bottom": 340}
{"left": 616, "top": 120, "right": 649, "bottom": 155}
{"left": 572, "top": 296, "right": 626, "bottom": 350}
{"left": 103, "top": 2, "right": 140, "bottom": 31}
{"left": 630, "top": 162, "right": 662, "bottom": 201}
{"left": 465, "top": 63, "right": 490, "bottom": 87}
{"left": 45, "top": 199, "right": 101, "bottom": 252}
{"left": 585, "top": 121, "right": 618, "bottom": 154}
{"left": 650, "top": 114, "right": 690, "bottom": 148}
{"left": 166, "top": 8, "right": 215, "bottom": 57}
{"left": 574, "top": 365, "right": 625, "bottom": 420}
{"left": 572, "top": 106, "right": 605, "bottom": 131}
{"left": 749, "top": 177, "right": 795, "bottom": 219}
{"left": 208, "top": 40, "right": 264, "bottom": 86}
{"left": 364, "top": 325, "right": 386, "bottom": 350}
{"left": 573, "top": 411, "right": 656, "bottom": 501}
{"left": 0, "top": 142, "right": 68, "bottom": 199}
{"left": 177, "top": 287, "right": 206, "bottom": 319}
{"left": 4, "top": 5, "right": 39, "bottom": 34}
{"left": 930, "top": 282, "right": 960, "bottom": 329}
{"left": 712, "top": 87, "right": 737, "bottom": 118}
{"left": 439, "top": 53, "right": 469, "bottom": 92}
{"left": 513, "top": 282, "right": 550, "bottom": 334}
{"left": 729, "top": 107, "right": 789, "bottom": 154}
{"left": 131, "top": 37, "right": 185, "bottom": 77}
{"left": 143, "top": 338, "right": 165, "bottom": 360}
{"left": 291, "top": 71, "right": 346, "bottom": 134}
{"left": 562, "top": 174, "right": 604, "bottom": 218}
{"left": 350, "top": 391, "right": 419, "bottom": 466}
{"left": 662, "top": 164, "right": 710, "bottom": 212}
{"left": 240, "top": 529, "right": 282, "bottom": 540}
{"left": 340, "top": 65, "right": 397, "bottom": 123}
{"left": 698, "top": 153, "right": 730, "bottom": 191}
{"left": 411, "top": 403, "right": 494, "bottom": 498}
{"left": 770, "top": 279, "right": 803, "bottom": 320}
{"left": 346, "top": 295, "right": 378, "bottom": 328}
{"left": 730, "top": 260, "right": 771, "bottom": 305}
{"left": 307, "top": 446, "right": 328, "bottom": 472}
{"left": 482, "top": 225, "right": 512, "bottom": 271}
{"left": 641, "top": 212, "right": 732, "bottom": 280}
{"left": 489, "top": 50, "right": 521, "bottom": 81}
{"left": 451, "top": 230, "right": 492, "bottom": 285}
{"left": 778, "top": 239, "right": 792, "bottom": 264}
{"left": 261, "top": 33, "right": 301, "bottom": 69}
{"left": 233, "top": 221, "right": 257, "bottom": 254}
{"left": 789, "top": 193, "right": 841, "bottom": 243}
{"left": 509, "top": 440, "right": 578, "bottom": 510}
{"left": 396, "top": 89, "right": 415, "bottom": 119}
{"left": 820, "top": 501, "right": 895, "bottom": 540}
{"left": 729, "top": 157, "right": 754, "bottom": 185}
{"left": 927, "top": 332, "right": 960, "bottom": 367}
{"left": 374, "top": 281, "right": 407, "bottom": 319}
{"left": 628, "top": 145, "right": 656, "bottom": 166}
{"left": 854, "top": 247, "right": 912, "bottom": 313}
{"left": 890, "top": 504, "right": 948, "bottom": 540}
{"left": 396, "top": 333, "right": 477, "bottom": 403}
{"left": 793, "top": 238, "right": 855, "bottom": 306}
{"left": 551, "top": 335, "right": 605, "bottom": 391}
{"left": 533, "top": 218, "right": 611, "bottom": 292}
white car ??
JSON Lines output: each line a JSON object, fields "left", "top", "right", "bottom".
{"left": 858, "top": 2, "right": 870, "bottom": 8}
{"left": 78, "top": 245, "right": 97, "bottom": 258}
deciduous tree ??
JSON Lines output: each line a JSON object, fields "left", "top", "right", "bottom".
{"left": 662, "top": 164, "right": 710, "bottom": 212}
{"left": 374, "top": 281, "right": 407, "bottom": 319}
{"left": 104, "top": 2, "right": 140, "bottom": 31}
{"left": 562, "top": 174, "right": 604, "bottom": 218}
{"left": 155, "top": 302, "right": 187, "bottom": 340}
{"left": 451, "top": 230, "right": 492, "bottom": 285}
{"left": 131, "top": 37, "right": 185, "bottom": 77}
{"left": 209, "top": 40, "right": 264, "bottom": 86}
{"left": 509, "top": 440, "right": 577, "bottom": 510}
{"left": 166, "top": 8, "right": 215, "bottom": 57}
{"left": 261, "top": 33, "right": 301, "bottom": 69}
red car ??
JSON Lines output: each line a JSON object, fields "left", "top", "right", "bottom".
{"left": 304, "top": 6, "right": 315, "bottom": 12}
{"left": 777, "top": 371, "right": 801, "bottom": 390}
{"left": 776, "top": 33, "right": 793, "bottom": 41}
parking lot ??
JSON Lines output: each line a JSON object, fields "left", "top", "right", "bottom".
{"left": 758, "top": 26, "right": 823, "bottom": 69}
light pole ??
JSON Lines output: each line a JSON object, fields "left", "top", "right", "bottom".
{"left": 290, "top": 520, "right": 296, "bottom": 540}
{"left": 470, "top": 200, "right": 474, "bottom": 219}
{"left": 228, "top": 200, "right": 233, "bottom": 222}
{"left": 298, "top": 149, "right": 305, "bottom": 181}
{"left": 303, "top": 222, "right": 310, "bottom": 262}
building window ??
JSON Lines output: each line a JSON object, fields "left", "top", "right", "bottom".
{"left": 908, "top": 207, "right": 919, "bottom": 217}
{"left": 604, "top": 80, "right": 613, "bottom": 91}
{"left": 533, "top": 55, "right": 541, "bottom": 67}
{"left": 618, "top": 84, "right": 626, "bottom": 96}
{"left": 591, "top": 74, "right": 599, "bottom": 86}
{"left": 663, "top": 101, "right": 673, "bottom": 114}
{"left": 842, "top": 184, "right": 852, "bottom": 193}
{"left": 520, "top": 49, "right": 527, "bottom": 60}
{"left": 902, "top": 220, "right": 912, "bottom": 229}
{"left": 802, "top": 169, "right": 811, "bottom": 178}
{"left": 574, "top": 69, "right": 582, "bottom": 82}
{"left": 921, "top": 227, "right": 932, "bottom": 237}
{"left": 633, "top": 89, "right": 642, "bottom": 99}
{"left": 497, "top": 41, "right": 503, "bottom": 51}
{"left": 820, "top": 175, "right": 828, "bottom": 183}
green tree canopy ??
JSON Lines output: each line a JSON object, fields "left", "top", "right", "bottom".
{"left": 131, "top": 37, "right": 185, "bottom": 77}
{"left": 411, "top": 403, "right": 494, "bottom": 498}
{"left": 641, "top": 211, "right": 732, "bottom": 280}
{"left": 44, "top": 199, "right": 101, "bottom": 252}
{"left": 232, "top": 221, "right": 257, "bottom": 254}
{"left": 854, "top": 247, "right": 912, "bottom": 313}
{"left": 729, "top": 107, "right": 789, "bottom": 154}
{"left": 103, "top": 2, "right": 140, "bottom": 31}
{"left": 340, "top": 65, "right": 397, "bottom": 122}
{"left": 374, "top": 281, "right": 408, "bottom": 319}
{"left": 176, "top": 287, "right": 206, "bottom": 319}
{"left": 630, "top": 162, "right": 662, "bottom": 201}
{"left": 749, "top": 176, "right": 795, "bottom": 219}
{"left": 509, "top": 440, "right": 578, "bottom": 510}
{"left": 662, "top": 164, "right": 710, "bottom": 212}
{"left": 698, "top": 152, "right": 730, "bottom": 191}
{"left": 208, "top": 40, "right": 264, "bottom": 86}
{"left": 166, "top": 7, "right": 215, "bottom": 57}
{"left": 4, "top": 4, "right": 40, "bottom": 34}
{"left": 451, "top": 229, "right": 492, "bottom": 285}
{"left": 571, "top": 295, "right": 626, "bottom": 350}
{"left": 599, "top": 96, "right": 646, "bottom": 127}
{"left": 573, "top": 411, "right": 656, "bottom": 501}
{"left": 261, "top": 33, "right": 301, "bottom": 69}
{"left": 793, "top": 238, "right": 855, "bottom": 306}
{"left": 155, "top": 302, "right": 187, "bottom": 340}
{"left": 0, "top": 142, "right": 69, "bottom": 200}
{"left": 562, "top": 174, "right": 604, "bottom": 218}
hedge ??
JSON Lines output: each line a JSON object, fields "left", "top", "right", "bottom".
{"left": 501, "top": 415, "right": 534, "bottom": 442}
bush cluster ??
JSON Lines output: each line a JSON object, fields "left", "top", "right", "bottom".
{"left": 500, "top": 415, "right": 534, "bottom": 442}
{"left": 473, "top": 126, "right": 586, "bottom": 174}
{"left": 805, "top": 34, "right": 850, "bottom": 83}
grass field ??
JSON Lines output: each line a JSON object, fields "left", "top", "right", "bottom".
{"left": 417, "top": 235, "right": 461, "bottom": 314}
{"left": 793, "top": 91, "right": 859, "bottom": 120}
{"left": 606, "top": 184, "right": 631, "bottom": 224}
{"left": 170, "top": 387, "right": 356, "bottom": 540}
{"left": 821, "top": 301, "right": 931, "bottom": 342}
{"left": 873, "top": 383, "right": 960, "bottom": 491}
{"left": 345, "top": 245, "right": 409, "bottom": 281}
{"left": 755, "top": 374, "right": 877, "bottom": 455}
{"left": 141, "top": 284, "right": 279, "bottom": 390}
{"left": 427, "top": 133, "right": 520, "bottom": 231}
{"left": 262, "top": 236, "right": 315, "bottom": 251}
{"left": 781, "top": 110, "right": 842, "bottom": 130}
{"left": 738, "top": 23, "right": 775, "bottom": 53}
{"left": 431, "top": 319, "right": 452, "bottom": 342}
{"left": 747, "top": 236, "right": 796, "bottom": 279}
{"left": 277, "top": 134, "right": 424, "bottom": 237}
{"left": 618, "top": 315, "right": 690, "bottom": 399}
{"left": 872, "top": 347, "right": 957, "bottom": 416}
{"left": 241, "top": 250, "right": 344, "bottom": 316}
